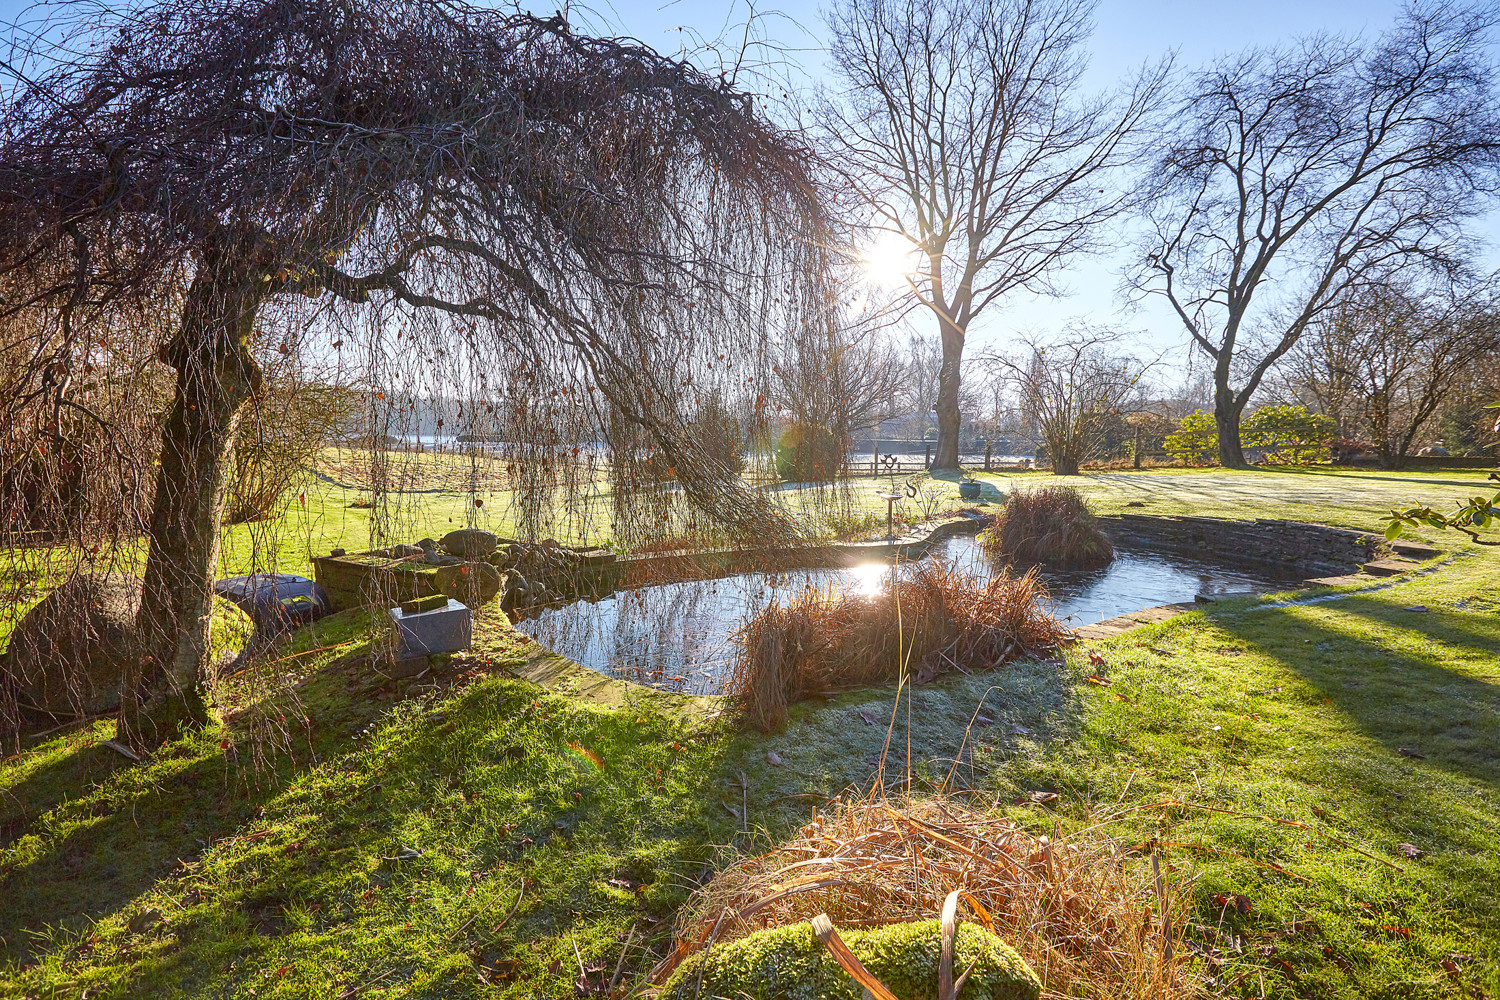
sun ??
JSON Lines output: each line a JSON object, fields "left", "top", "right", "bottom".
{"left": 860, "top": 230, "right": 918, "bottom": 288}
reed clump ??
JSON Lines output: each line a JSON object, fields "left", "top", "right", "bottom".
{"left": 981, "top": 486, "right": 1115, "bottom": 568}
{"left": 655, "top": 794, "right": 1196, "bottom": 1000}
{"left": 728, "top": 562, "right": 1067, "bottom": 732}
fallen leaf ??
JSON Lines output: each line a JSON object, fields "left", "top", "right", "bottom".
{"left": 1312, "top": 806, "right": 1327, "bottom": 820}
{"left": 765, "top": 750, "right": 784, "bottom": 766}
{"left": 1008, "top": 724, "right": 1030, "bottom": 735}
{"left": 1085, "top": 674, "right": 1112, "bottom": 687}
{"left": 1398, "top": 842, "right": 1423, "bottom": 858}
{"left": 973, "top": 715, "right": 994, "bottom": 727}
{"left": 858, "top": 709, "right": 880, "bottom": 725}
{"left": 1398, "top": 747, "right": 1426, "bottom": 759}
{"left": 1441, "top": 958, "right": 1461, "bottom": 979}
{"left": 1087, "top": 650, "right": 1107, "bottom": 667}
{"left": 1211, "top": 893, "right": 1252, "bottom": 915}
{"left": 1403, "top": 605, "right": 1428, "bottom": 613}
{"left": 1027, "top": 791, "right": 1059, "bottom": 805}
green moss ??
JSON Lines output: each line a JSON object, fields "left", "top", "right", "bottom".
{"left": 659, "top": 920, "right": 1039, "bottom": 1000}
{"left": 209, "top": 596, "right": 255, "bottom": 659}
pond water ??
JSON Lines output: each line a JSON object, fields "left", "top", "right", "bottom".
{"left": 511, "top": 535, "right": 1285, "bottom": 695}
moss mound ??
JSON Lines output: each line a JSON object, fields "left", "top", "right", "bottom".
{"left": 659, "top": 919, "right": 1039, "bottom": 1000}
{"left": 2, "top": 573, "right": 252, "bottom": 722}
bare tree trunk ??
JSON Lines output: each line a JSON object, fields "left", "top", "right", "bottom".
{"left": 118, "top": 239, "right": 265, "bottom": 750}
{"left": 933, "top": 320, "right": 965, "bottom": 470}
{"left": 1052, "top": 455, "right": 1080, "bottom": 475}
{"left": 1214, "top": 382, "right": 1247, "bottom": 468}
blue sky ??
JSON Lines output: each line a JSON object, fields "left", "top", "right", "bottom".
{"left": 562, "top": 0, "right": 1480, "bottom": 379}
{"left": 0, "top": 0, "right": 1483, "bottom": 384}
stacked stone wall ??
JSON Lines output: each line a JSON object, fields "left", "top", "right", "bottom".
{"left": 1100, "top": 514, "right": 1380, "bottom": 578}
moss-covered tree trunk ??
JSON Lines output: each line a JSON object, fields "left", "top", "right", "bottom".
{"left": 119, "top": 234, "right": 265, "bottom": 750}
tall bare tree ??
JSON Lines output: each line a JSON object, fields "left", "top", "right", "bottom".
{"left": 0, "top": 0, "right": 825, "bottom": 747}
{"left": 1130, "top": 1, "right": 1500, "bottom": 467}
{"left": 1288, "top": 279, "right": 1500, "bottom": 467}
{"left": 820, "top": 0, "right": 1163, "bottom": 469}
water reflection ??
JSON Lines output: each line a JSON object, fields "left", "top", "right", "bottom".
{"left": 512, "top": 536, "right": 1282, "bottom": 695}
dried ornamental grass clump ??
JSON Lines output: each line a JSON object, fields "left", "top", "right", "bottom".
{"left": 981, "top": 487, "right": 1114, "bottom": 569}
{"left": 728, "top": 562, "right": 1067, "bottom": 731}
{"left": 655, "top": 796, "right": 1196, "bottom": 1000}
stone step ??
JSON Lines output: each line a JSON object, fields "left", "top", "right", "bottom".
{"left": 1391, "top": 541, "right": 1442, "bottom": 560}
{"left": 1363, "top": 558, "right": 1416, "bottom": 577}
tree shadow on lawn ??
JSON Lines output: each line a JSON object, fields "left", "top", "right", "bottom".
{"left": 1213, "top": 599, "right": 1500, "bottom": 792}
{"left": 0, "top": 659, "right": 406, "bottom": 966}
{"left": 1232, "top": 465, "right": 1493, "bottom": 491}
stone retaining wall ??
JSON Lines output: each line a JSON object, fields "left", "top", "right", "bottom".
{"left": 1099, "top": 514, "right": 1381, "bottom": 578}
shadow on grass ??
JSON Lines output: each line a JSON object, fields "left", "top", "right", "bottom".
{"left": 1213, "top": 465, "right": 1494, "bottom": 491}
{"left": 0, "top": 664, "right": 397, "bottom": 964}
{"left": 1212, "top": 599, "right": 1500, "bottom": 792}
{"left": 0, "top": 626, "right": 760, "bottom": 995}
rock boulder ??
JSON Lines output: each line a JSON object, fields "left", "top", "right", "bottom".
{"left": 433, "top": 561, "right": 504, "bottom": 607}
{"left": 3, "top": 573, "right": 140, "bottom": 717}
{"left": 440, "top": 529, "right": 499, "bottom": 559}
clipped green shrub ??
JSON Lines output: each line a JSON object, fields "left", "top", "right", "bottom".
{"left": 1242, "top": 404, "right": 1336, "bottom": 464}
{"left": 1163, "top": 410, "right": 1218, "bottom": 465}
{"left": 775, "top": 423, "right": 841, "bottom": 482}
{"left": 659, "top": 919, "right": 1040, "bottom": 1000}
{"left": 689, "top": 397, "right": 746, "bottom": 475}
{"left": 980, "top": 485, "right": 1113, "bottom": 568}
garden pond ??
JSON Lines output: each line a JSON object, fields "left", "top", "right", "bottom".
{"left": 512, "top": 535, "right": 1288, "bottom": 695}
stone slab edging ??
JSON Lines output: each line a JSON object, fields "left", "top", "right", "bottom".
{"left": 479, "top": 513, "right": 1447, "bottom": 705}
{"left": 1068, "top": 552, "right": 1458, "bottom": 643}
{"left": 600, "top": 514, "right": 984, "bottom": 591}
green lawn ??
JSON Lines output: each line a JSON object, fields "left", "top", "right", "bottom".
{"left": 2, "top": 466, "right": 1498, "bottom": 998}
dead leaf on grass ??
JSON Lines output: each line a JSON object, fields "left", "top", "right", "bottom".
{"left": 1398, "top": 842, "right": 1423, "bottom": 859}
{"left": 765, "top": 750, "right": 784, "bottom": 766}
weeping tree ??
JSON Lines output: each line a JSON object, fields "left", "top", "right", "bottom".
{"left": 0, "top": 0, "right": 826, "bottom": 748}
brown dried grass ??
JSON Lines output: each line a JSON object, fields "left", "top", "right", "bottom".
{"left": 656, "top": 795, "right": 1198, "bottom": 1000}
{"left": 981, "top": 486, "right": 1115, "bottom": 568}
{"left": 728, "top": 562, "right": 1068, "bottom": 732}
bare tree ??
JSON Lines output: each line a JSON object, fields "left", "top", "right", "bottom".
{"left": 1288, "top": 279, "right": 1500, "bottom": 467}
{"left": 0, "top": 0, "right": 825, "bottom": 747}
{"left": 820, "top": 0, "right": 1164, "bottom": 470}
{"left": 984, "top": 331, "right": 1150, "bottom": 475}
{"left": 769, "top": 274, "right": 906, "bottom": 468}
{"left": 1130, "top": 1, "right": 1500, "bottom": 468}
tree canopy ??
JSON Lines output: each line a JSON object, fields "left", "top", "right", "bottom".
{"left": 0, "top": 0, "right": 828, "bottom": 745}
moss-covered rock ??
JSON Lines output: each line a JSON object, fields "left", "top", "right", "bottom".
{"left": 3, "top": 574, "right": 252, "bottom": 718}
{"left": 659, "top": 919, "right": 1039, "bottom": 1000}
{"left": 209, "top": 595, "right": 255, "bottom": 661}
